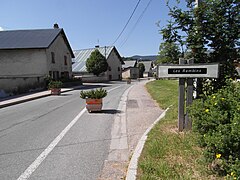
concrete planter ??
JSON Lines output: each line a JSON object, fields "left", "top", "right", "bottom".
{"left": 51, "top": 88, "right": 61, "bottom": 95}
{"left": 86, "top": 98, "right": 103, "bottom": 112}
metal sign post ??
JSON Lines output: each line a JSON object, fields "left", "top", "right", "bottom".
{"left": 178, "top": 58, "right": 186, "bottom": 131}
{"left": 185, "top": 59, "right": 194, "bottom": 130}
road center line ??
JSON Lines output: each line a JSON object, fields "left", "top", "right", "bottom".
{"left": 17, "top": 85, "right": 122, "bottom": 180}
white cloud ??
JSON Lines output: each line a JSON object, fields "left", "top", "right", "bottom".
{"left": 0, "top": 27, "right": 4, "bottom": 31}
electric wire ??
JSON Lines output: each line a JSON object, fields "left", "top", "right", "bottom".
{"left": 112, "top": 0, "right": 141, "bottom": 45}
{"left": 120, "top": 0, "right": 153, "bottom": 47}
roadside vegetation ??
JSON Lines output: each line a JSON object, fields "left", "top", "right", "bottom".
{"left": 138, "top": 0, "right": 240, "bottom": 178}
{"left": 137, "top": 80, "right": 221, "bottom": 179}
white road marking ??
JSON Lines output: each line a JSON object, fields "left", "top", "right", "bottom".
{"left": 17, "top": 85, "right": 122, "bottom": 180}
{"left": 17, "top": 108, "right": 87, "bottom": 180}
{"left": 107, "top": 85, "right": 121, "bottom": 93}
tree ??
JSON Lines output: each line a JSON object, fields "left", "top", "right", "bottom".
{"left": 86, "top": 49, "right": 108, "bottom": 76}
{"left": 156, "top": 41, "right": 181, "bottom": 64}
{"left": 160, "top": 0, "right": 240, "bottom": 95}
{"left": 138, "top": 63, "right": 145, "bottom": 78}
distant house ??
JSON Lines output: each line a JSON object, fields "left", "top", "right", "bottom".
{"left": 0, "top": 26, "right": 74, "bottom": 96}
{"left": 138, "top": 61, "right": 154, "bottom": 77}
{"left": 122, "top": 60, "right": 139, "bottom": 79}
{"left": 72, "top": 46, "right": 124, "bottom": 82}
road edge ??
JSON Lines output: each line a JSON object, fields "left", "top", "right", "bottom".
{"left": 125, "top": 106, "right": 171, "bottom": 180}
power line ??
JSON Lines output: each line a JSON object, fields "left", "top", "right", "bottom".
{"left": 120, "top": 0, "right": 153, "bottom": 47}
{"left": 112, "top": 0, "right": 141, "bottom": 45}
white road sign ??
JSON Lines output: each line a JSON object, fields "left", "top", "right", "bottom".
{"left": 157, "top": 63, "right": 219, "bottom": 78}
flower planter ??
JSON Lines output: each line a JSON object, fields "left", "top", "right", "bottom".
{"left": 86, "top": 98, "right": 103, "bottom": 112}
{"left": 51, "top": 88, "right": 61, "bottom": 95}
{"left": 127, "top": 79, "right": 131, "bottom": 84}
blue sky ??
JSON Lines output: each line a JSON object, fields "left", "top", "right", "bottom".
{"left": 0, "top": 0, "right": 181, "bottom": 57}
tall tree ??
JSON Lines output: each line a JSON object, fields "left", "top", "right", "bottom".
{"left": 160, "top": 0, "right": 240, "bottom": 95}
{"left": 86, "top": 49, "right": 108, "bottom": 76}
{"left": 157, "top": 41, "right": 181, "bottom": 64}
{"left": 138, "top": 63, "right": 145, "bottom": 78}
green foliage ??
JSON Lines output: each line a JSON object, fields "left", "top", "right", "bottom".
{"left": 86, "top": 49, "right": 108, "bottom": 76}
{"left": 189, "top": 80, "right": 240, "bottom": 177}
{"left": 80, "top": 88, "right": 107, "bottom": 99}
{"left": 157, "top": 41, "right": 181, "bottom": 64}
{"left": 48, "top": 80, "right": 63, "bottom": 89}
{"left": 160, "top": 0, "right": 240, "bottom": 95}
{"left": 138, "top": 63, "right": 145, "bottom": 78}
{"left": 139, "top": 80, "right": 213, "bottom": 179}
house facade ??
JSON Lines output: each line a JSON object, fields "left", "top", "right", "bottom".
{"left": 122, "top": 60, "right": 139, "bottom": 79}
{"left": 139, "top": 61, "right": 154, "bottom": 77}
{"left": 72, "top": 46, "right": 124, "bottom": 82}
{"left": 0, "top": 27, "right": 74, "bottom": 96}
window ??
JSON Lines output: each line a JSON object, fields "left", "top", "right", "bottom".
{"left": 108, "top": 66, "right": 111, "bottom": 71}
{"left": 118, "top": 67, "right": 120, "bottom": 71}
{"left": 52, "top": 71, "right": 59, "bottom": 80}
{"left": 64, "top": 55, "right": 67, "bottom": 65}
{"left": 51, "top": 52, "right": 55, "bottom": 64}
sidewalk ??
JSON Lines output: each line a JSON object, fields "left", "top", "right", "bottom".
{"left": 0, "top": 86, "right": 82, "bottom": 108}
{"left": 99, "top": 80, "right": 164, "bottom": 180}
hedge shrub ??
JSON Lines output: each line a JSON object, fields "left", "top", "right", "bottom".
{"left": 189, "top": 80, "right": 240, "bottom": 178}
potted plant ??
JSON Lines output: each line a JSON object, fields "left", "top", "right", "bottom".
{"left": 127, "top": 77, "right": 131, "bottom": 84}
{"left": 80, "top": 88, "right": 107, "bottom": 112}
{"left": 48, "top": 80, "right": 63, "bottom": 95}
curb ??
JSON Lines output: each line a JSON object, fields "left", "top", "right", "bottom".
{"left": 126, "top": 106, "right": 171, "bottom": 180}
{"left": 0, "top": 86, "right": 83, "bottom": 109}
{"left": 0, "top": 93, "right": 51, "bottom": 108}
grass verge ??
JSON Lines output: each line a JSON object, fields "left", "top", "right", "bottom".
{"left": 137, "top": 80, "right": 221, "bottom": 180}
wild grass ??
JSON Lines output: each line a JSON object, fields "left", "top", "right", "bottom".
{"left": 137, "top": 79, "right": 221, "bottom": 180}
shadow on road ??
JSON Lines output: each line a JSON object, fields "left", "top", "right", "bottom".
{"left": 59, "top": 93, "right": 72, "bottom": 96}
{"left": 94, "top": 109, "right": 122, "bottom": 114}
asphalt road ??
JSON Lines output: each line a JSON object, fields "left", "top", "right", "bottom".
{"left": 0, "top": 82, "right": 129, "bottom": 180}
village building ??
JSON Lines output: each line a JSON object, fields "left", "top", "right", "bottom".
{"left": 72, "top": 46, "right": 124, "bottom": 82}
{"left": 122, "top": 60, "right": 139, "bottom": 79}
{"left": 139, "top": 60, "right": 154, "bottom": 77}
{"left": 0, "top": 25, "right": 74, "bottom": 97}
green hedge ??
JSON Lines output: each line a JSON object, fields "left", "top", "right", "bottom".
{"left": 189, "top": 80, "right": 240, "bottom": 178}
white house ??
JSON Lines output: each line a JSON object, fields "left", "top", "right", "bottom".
{"left": 122, "top": 60, "right": 139, "bottom": 79}
{"left": 72, "top": 46, "right": 124, "bottom": 82}
{"left": 0, "top": 26, "right": 74, "bottom": 96}
{"left": 138, "top": 61, "right": 154, "bottom": 77}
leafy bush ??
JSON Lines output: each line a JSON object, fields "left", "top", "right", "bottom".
{"left": 86, "top": 49, "right": 108, "bottom": 76}
{"left": 189, "top": 80, "right": 240, "bottom": 178}
{"left": 48, "top": 80, "right": 63, "bottom": 89}
{"left": 80, "top": 88, "right": 107, "bottom": 99}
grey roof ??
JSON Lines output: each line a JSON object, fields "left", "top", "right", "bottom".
{"left": 122, "top": 60, "right": 137, "bottom": 69}
{"left": 72, "top": 46, "right": 123, "bottom": 72}
{"left": 139, "top": 61, "right": 153, "bottom": 72}
{"left": 0, "top": 28, "right": 74, "bottom": 57}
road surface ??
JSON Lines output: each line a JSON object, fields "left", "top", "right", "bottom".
{"left": 0, "top": 82, "right": 129, "bottom": 180}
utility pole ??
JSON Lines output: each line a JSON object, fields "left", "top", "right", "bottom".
{"left": 195, "top": 0, "right": 201, "bottom": 8}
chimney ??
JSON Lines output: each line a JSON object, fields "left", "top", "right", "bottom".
{"left": 53, "top": 23, "right": 59, "bottom": 29}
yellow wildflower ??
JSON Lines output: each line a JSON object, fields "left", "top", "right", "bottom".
{"left": 214, "top": 102, "right": 217, "bottom": 106}
{"left": 216, "top": 153, "right": 221, "bottom": 159}
{"left": 213, "top": 95, "right": 216, "bottom": 99}
{"left": 205, "top": 109, "right": 209, "bottom": 113}
{"left": 231, "top": 172, "right": 235, "bottom": 176}
{"left": 221, "top": 97, "right": 225, "bottom": 101}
